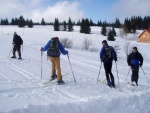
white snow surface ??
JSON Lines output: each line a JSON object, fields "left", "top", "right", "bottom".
{"left": 0, "top": 25, "right": 150, "bottom": 113}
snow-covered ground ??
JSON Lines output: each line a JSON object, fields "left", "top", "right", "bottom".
{"left": 0, "top": 25, "right": 150, "bottom": 113}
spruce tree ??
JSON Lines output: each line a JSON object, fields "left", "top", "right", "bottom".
{"left": 41, "top": 18, "right": 45, "bottom": 25}
{"left": 107, "top": 30, "right": 115, "bottom": 41}
{"left": 101, "top": 25, "right": 107, "bottom": 36}
{"left": 67, "top": 17, "right": 73, "bottom": 31}
{"left": 54, "top": 18, "right": 60, "bottom": 31}
{"left": 112, "top": 27, "right": 116, "bottom": 36}
{"left": 27, "top": 19, "right": 34, "bottom": 28}
{"left": 63, "top": 21, "right": 67, "bottom": 31}
{"left": 80, "top": 18, "right": 85, "bottom": 33}
{"left": 18, "top": 15, "right": 26, "bottom": 27}
{"left": 84, "top": 18, "right": 91, "bottom": 34}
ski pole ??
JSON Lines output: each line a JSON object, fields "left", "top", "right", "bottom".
{"left": 115, "top": 61, "right": 120, "bottom": 86}
{"left": 97, "top": 60, "right": 102, "bottom": 83}
{"left": 8, "top": 45, "right": 14, "bottom": 57}
{"left": 124, "top": 68, "right": 130, "bottom": 86}
{"left": 141, "top": 67, "right": 150, "bottom": 84}
{"left": 22, "top": 45, "right": 23, "bottom": 52}
{"left": 41, "top": 51, "right": 43, "bottom": 79}
{"left": 67, "top": 54, "right": 76, "bottom": 84}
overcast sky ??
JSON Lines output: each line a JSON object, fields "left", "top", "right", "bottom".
{"left": 0, "top": 0, "right": 150, "bottom": 23}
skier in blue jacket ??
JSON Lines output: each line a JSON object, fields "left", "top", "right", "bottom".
{"left": 40, "top": 37, "right": 68, "bottom": 85}
{"left": 100, "top": 40, "right": 117, "bottom": 88}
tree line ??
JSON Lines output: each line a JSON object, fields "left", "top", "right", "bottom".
{"left": 0, "top": 15, "right": 150, "bottom": 41}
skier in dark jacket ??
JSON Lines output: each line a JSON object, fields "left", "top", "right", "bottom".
{"left": 100, "top": 40, "right": 117, "bottom": 88}
{"left": 127, "top": 47, "right": 143, "bottom": 86}
{"left": 11, "top": 32, "right": 23, "bottom": 59}
{"left": 40, "top": 37, "right": 68, "bottom": 85}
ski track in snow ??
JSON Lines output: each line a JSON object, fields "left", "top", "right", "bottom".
{"left": 0, "top": 26, "right": 150, "bottom": 113}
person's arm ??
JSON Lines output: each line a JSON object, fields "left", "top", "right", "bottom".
{"left": 59, "top": 43, "right": 67, "bottom": 55}
{"left": 139, "top": 53, "right": 143, "bottom": 66}
{"left": 100, "top": 47, "right": 105, "bottom": 60}
{"left": 112, "top": 47, "right": 117, "bottom": 61}
{"left": 127, "top": 54, "right": 131, "bottom": 66}
{"left": 42, "top": 40, "right": 50, "bottom": 51}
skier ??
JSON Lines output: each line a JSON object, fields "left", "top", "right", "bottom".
{"left": 11, "top": 32, "right": 23, "bottom": 59}
{"left": 40, "top": 37, "right": 68, "bottom": 85}
{"left": 127, "top": 47, "right": 143, "bottom": 86}
{"left": 100, "top": 40, "right": 117, "bottom": 88}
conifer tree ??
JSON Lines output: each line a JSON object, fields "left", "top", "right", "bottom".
{"left": 54, "top": 18, "right": 60, "bottom": 31}
{"left": 41, "top": 18, "right": 45, "bottom": 25}
{"left": 18, "top": 15, "right": 26, "bottom": 27}
{"left": 111, "top": 27, "right": 116, "bottom": 36}
{"left": 107, "top": 30, "right": 115, "bottom": 41}
{"left": 67, "top": 17, "right": 73, "bottom": 31}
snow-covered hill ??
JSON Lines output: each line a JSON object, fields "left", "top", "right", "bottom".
{"left": 0, "top": 25, "right": 150, "bottom": 113}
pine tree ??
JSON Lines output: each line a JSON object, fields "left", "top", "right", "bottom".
{"left": 27, "top": 19, "right": 34, "bottom": 28}
{"left": 54, "top": 18, "right": 60, "bottom": 31}
{"left": 18, "top": 16, "right": 26, "bottom": 27}
{"left": 115, "top": 18, "right": 121, "bottom": 28}
{"left": 63, "top": 21, "right": 67, "bottom": 31}
{"left": 41, "top": 18, "right": 45, "bottom": 25}
{"left": 112, "top": 27, "right": 116, "bottom": 36}
{"left": 107, "top": 30, "right": 115, "bottom": 41}
{"left": 84, "top": 18, "right": 91, "bottom": 34}
{"left": 80, "top": 18, "right": 85, "bottom": 33}
{"left": 101, "top": 24, "right": 107, "bottom": 36}
{"left": 67, "top": 17, "right": 73, "bottom": 31}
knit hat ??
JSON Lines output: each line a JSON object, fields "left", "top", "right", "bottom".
{"left": 102, "top": 40, "right": 108, "bottom": 45}
{"left": 133, "top": 47, "right": 137, "bottom": 51}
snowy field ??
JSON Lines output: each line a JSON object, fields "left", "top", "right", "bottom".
{"left": 0, "top": 25, "right": 150, "bottom": 113}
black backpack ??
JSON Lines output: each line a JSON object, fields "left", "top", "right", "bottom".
{"left": 47, "top": 38, "right": 60, "bottom": 57}
{"left": 17, "top": 35, "right": 23, "bottom": 45}
{"left": 104, "top": 46, "right": 114, "bottom": 60}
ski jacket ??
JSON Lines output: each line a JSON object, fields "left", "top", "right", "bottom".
{"left": 42, "top": 40, "right": 67, "bottom": 57}
{"left": 127, "top": 51, "right": 143, "bottom": 66}
{"left": 13, "top": 34, "right": 23, "bottom": 46}
{"left": 100, "top": 45, "right": 117, "bottom": 62}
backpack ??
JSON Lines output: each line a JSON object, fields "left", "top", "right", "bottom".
{"left": 104, "top": 46, "right": 114, "bottom": 60}
{"left": 47, "top": 38, "right": 60, "bottom": 57}
{"left": 18, "top": 36, "right": 23, "bottom": 45}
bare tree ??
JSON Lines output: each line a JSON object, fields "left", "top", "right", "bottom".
{"left": 112, "top": 44, "right": 121, "bottom": 58}
{"left": 124, "top": 41, "right": 133, "bottom": 57}
{"left": 60, "top": 38, "right": 73, "bottom": 48}
{"left": 82, "top": 38, "right": 92, "bottom": 50}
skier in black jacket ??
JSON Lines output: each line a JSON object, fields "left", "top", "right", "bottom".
{"left": 127, "top": 47, "right": 143, "bottom": 86}
{"left": 11, "top": 32, "right": 23, "bottom": 59}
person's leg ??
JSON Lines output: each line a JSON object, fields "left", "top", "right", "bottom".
{"left": 49, "top": 57, "right": 56, "bottom": 79}
{"left": 11, "top": 46, "right": 16, "bottom": 58}
{"left": 135, "top": 66, "right": 139, "bottom": 86}
{"left": 103, "top": 62, "right": 111, "bottom": 85}
{"left": 107, "top": 62, "right": 115, "bottom": 87}
{"left": 55, "top": 57, "right": 62, "bottom": 81}
{"left": 16, "top": 45, "right": 21, "bottom": 59}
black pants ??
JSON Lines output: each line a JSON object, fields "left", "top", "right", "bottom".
{"left": 13, "top": 45, "right": 21, "bottom": 57}
{"left": 103, "top": 62, "right": 114, "bottom": 84}
{"left": 131, "top": 65, "right": 139, "bottom": 83}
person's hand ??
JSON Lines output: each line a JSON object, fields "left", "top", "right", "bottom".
{"left": 40, "top": 47, "right": 43, "bottom": 51}
{"left": 66, "top": 50, "right": 68, "bottom": 54}
{"left": 140, "top": 63, "right": 143, "bottom": 67}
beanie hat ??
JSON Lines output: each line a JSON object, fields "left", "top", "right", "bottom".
{"left": 102, "top": 40, "right": 108, "bottom": 45}
{"left": 133, "top": 47, "right": 137, "bottom": 51}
